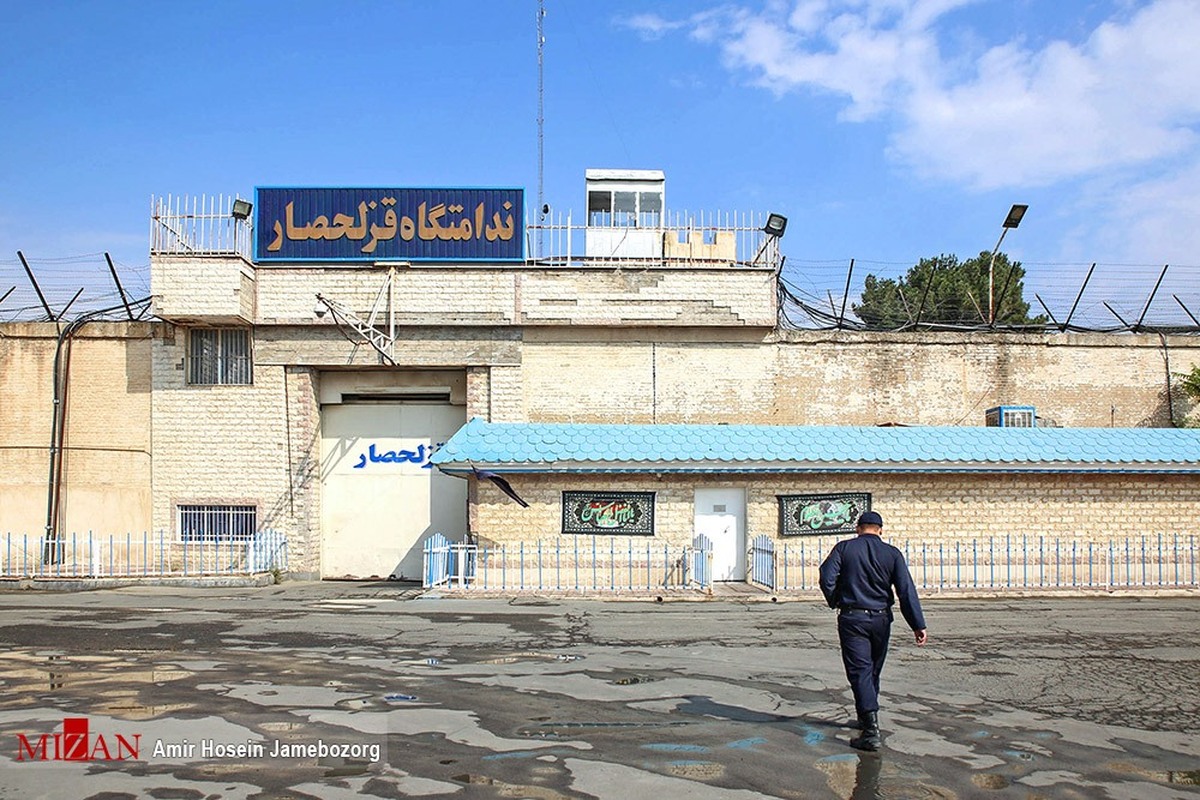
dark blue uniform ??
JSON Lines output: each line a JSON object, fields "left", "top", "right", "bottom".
{"left": 819, "top": 533, "right": 925, "bottom": 716}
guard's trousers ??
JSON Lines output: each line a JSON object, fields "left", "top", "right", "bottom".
{"left": 837, "top": 610, "right": 891, "bottom": 715}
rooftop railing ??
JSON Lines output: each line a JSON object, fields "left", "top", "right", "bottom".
{"left": 150, "top": 195, "right": 780, "bottom": 269}
{"left": 151, "top": 194, "right": 253, "bottom": 259}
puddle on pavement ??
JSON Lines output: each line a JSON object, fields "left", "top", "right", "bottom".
{"left": 93, "top": 690, "right": 193, "bottom": 719}
{"left": 382, "top": 693, "right": 420, "bottom": 703}
{"left": 664, "top": 759, "right": 725, "bottom": 779}
{"left": 0, "top": 650, "right": 195, "bottom": 699}
{"left": 815, "top": 755, "right": 959, "bottom": 800}
{"left": 642, "top": 743, "right": 709, "bottom": 753}
{"left": 521, "top": 721, "right": 690, "bottom": 739}
{"left": 323, "top": 762, "right": 372, "bottom": 778}
{"left": 971, "top": 773, "right": 1010, "bottom": 789}
{"left": 452, "top": 773, "right": 572, "bottom": 800}
{"left": 479, "top": 652, "right": 581, "bottom": 665}
{"left": 1108, "top": 760, "right": 1200, "bottom": 785}
{"left": 676, "top": 696, "right": 793, "bottom": 723}
{"left": 482, "top": 748, "right": 577, "bottom": 762}
{"left": 610, "top": 674, "right": 661, "bottom": 686}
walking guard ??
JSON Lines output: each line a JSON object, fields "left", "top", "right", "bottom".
{"left": 819, "top": 510, "right": 928, "bottom": 751}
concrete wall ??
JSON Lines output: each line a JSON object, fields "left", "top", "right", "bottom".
{"left": 152, "top": 263, "right": 776, "bottom": 328}
{"left": 151, "top": 255, "right": 255, "bottom": 324}
{"left": 0, "top": 322, "right": 153, "bottom": 536}
{"left": 519, "top": 329, "right": 1200, "bottom": 427}
{"left": 470, "top": 471, "right": 1200, "bottom": 546}
{"left": 8, "top": 306, "right": 1199, "bottom": 572}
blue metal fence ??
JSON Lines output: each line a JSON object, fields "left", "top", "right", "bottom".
{"left": 0, "top": 530, "right": 288, "bottom": 579}
{"left": 423, "top": 533, "right": 452, "bottom": 588}
{"left": 691, "top": 534, "right": 713, "bottom": 590}
{"left": 422, "top": 534, "right": 478, "bottom": 589}
{"left": 767, "top": 533, "right": 1200, "bottom": 593}
{"left": 750, "top": 534, "right": 776, "bottom": 590}
{"left": 422, "top": 533, "right": 1199, "bottom": 594}
{"left": 423, "top": 534, "right": 695, "bottom": 592}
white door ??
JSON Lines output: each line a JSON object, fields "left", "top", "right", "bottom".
{"left": 694, "top": 488, "right": 746, "bottom": 582}
{"left": 320, "top": 402, "right": 466, "bottom": 580}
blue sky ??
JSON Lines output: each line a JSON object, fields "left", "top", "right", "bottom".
{"left": 2, "top": 1, "right": 1199, "bottom": 324}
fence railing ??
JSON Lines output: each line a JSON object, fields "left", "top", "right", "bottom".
{"left": 423, "top": 535, "right": 710, "bottom": 593}
{"left": 149, "top": 197, "right": 780, "bottom": 270}
{"left": 151, "top": 194, "right": 253, "bottom": 259}
{"left": 691, "top": 534, "right": 713, "bottom": 589}
{"left": 527, "top": 210, "right": 779, "bottom": 269}
{"left": 0, "top": 530, "right": 288, "bottom": 579}
{"left": 751, "top": 534, "right": 776, "bottom": 591}
{"left": 749, "top": 534, "right": 1200, "bottom": 593}
{"left": 424, "top": 533, "right": 1198, "bottom": 594}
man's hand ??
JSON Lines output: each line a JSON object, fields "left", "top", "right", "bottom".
{"left": 914, "top": 629, "right": 928, "bottom": 646}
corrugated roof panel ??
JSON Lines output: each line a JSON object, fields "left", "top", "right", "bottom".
{"left": 429, "top": 420, "right": 1200, "bottom": 472}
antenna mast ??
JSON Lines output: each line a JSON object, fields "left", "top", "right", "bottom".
{"left": 536, "top": 0, "right": 546, "bottom": 259}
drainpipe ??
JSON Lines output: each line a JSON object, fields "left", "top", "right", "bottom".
{"left": 44, "top": 300, "right": 150, "bottom": 561}
{"left": 1159, "top": 333, "right": 1176, "bottom": 427}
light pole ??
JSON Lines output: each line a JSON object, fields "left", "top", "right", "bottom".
{"left": 988, "top": 203, "right": 1028, "bottom": 325}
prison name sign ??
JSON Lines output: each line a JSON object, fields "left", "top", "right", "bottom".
{"left": 254, "top": 187, "right": 524, "bottom": 263}
{"left": 562, "top": 491, "right": 655, "bottom": 536}
{"left": 778, "top": 493, "right": 871, "bottom": 536}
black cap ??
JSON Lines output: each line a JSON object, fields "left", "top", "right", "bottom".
{"left": 857, "top": 511, "right": 883, "bottom": 527}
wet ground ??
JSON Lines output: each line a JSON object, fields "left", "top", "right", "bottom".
{"left": 0, "top": 584, "right": 1198, "bottom": 799}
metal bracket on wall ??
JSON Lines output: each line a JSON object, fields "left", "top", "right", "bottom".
{"left": 314, "top": 267, "right": 398, "bottom": 365}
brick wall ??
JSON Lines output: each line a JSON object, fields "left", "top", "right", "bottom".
{"left": 150, "top": 331, "right": 295, "bottom": 554}
{"left": 519, "top": 329, "right": 1200, "bottom": 427}
{"left": 471, "top": 472, "right": 1200, "bottom": 548}
{"left": 0, "top": 322, "right": 153, "bottom": 535}
{"left": 151, "top": 255, "right": 255, "bottom": 323}
{"left": 246, "top": 265, "right": 775, "bottom": 327}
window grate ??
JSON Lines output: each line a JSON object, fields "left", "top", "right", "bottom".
{"left": 187, "top": 328, "right": 252, "bottom": 385}
{"left": 178, "top": 505, "right": 257, "bottom": 541}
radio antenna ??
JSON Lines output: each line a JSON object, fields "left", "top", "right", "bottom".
{"left": 536, "top": 0, "right": 546, "bottom": 259}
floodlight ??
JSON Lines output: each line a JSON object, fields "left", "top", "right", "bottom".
{"left": 1003, "top": 204, "right": 1028, "bottom": 229}
{"left": 763, "top": 213, "right": 788, "bottom": 238}
{"left": 230, "top": 199, "right": 253, "bottom": 220}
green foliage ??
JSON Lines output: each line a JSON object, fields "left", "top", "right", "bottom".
{"left": 853, "top": 251, "right": 1046, "bottom": 328}
{"left": 1176, "top": 364, "right": 1200, "bottom": 403}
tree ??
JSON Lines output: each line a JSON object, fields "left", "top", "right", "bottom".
{"left": 1177, "top": 364, "right": 1200, "bottom": 403}
{"left": 852, "top": 251, "right": 1045, "bottom": 329}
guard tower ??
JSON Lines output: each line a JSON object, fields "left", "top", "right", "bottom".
{"left": 585, "top": 169, "right": 665, "bottom": 260}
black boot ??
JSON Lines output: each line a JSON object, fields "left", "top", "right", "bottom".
{"left": 850, "top": 711, "right": 881, "bottom": 751}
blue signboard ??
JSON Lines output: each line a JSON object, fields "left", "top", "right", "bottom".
{"left": 254, "top": 187, "right": 524, "bottom": 263}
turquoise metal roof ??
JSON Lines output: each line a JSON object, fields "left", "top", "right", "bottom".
{"left": 430, "top": 418, "right": 1200, "bottom": 474}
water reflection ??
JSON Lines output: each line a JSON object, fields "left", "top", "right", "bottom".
{"left": 851, "top": 754, "right": 882, "bottom": 800}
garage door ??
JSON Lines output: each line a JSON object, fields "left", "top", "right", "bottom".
{"left": 320, "top": 401, "right": 466, "bottom": 580}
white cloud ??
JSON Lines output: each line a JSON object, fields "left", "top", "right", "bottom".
{"left": 624, "top": 0, "right": 1200, "bottom": 264}
{"left": 1074, "top": 156, "right": 1200, "bottom": 266}
{"left": 634, "top": 0, "right": 1200, "bottom": 190}
{"left": 894, "top": 0, "right": 1200, "bottom": 189}
{"left": 615, "top": 12, "right": 689, "bottom": 41}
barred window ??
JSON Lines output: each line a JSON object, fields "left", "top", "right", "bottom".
{"left": 188, "top": 328, "right": 252, "bottom": 385}
{"left": 178, "top": 505, "right": 257, "bottom": 541}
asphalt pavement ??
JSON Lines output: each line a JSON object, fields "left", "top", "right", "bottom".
{"left": 0, "top": 583, "right": 1198, "bottom": 799}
